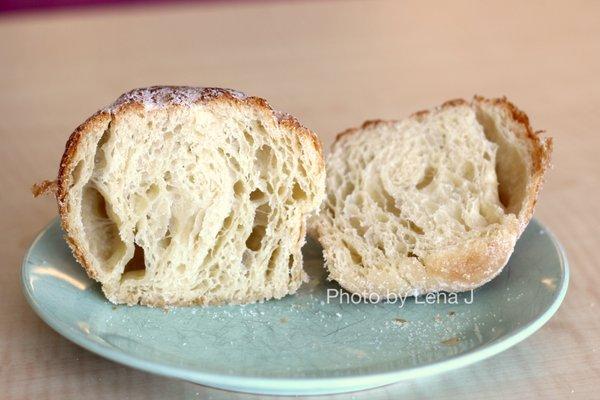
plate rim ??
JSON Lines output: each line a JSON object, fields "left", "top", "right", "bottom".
{"left": 21, "top": 218, "right": 569, "bottom": 395}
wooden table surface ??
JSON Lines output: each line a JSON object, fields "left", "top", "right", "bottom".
{"left": 1, "top": 0, "right": 599, "bottom": 398}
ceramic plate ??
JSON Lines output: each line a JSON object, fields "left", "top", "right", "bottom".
{"left": 22, "top": 218, "right": 568, "bottom": 395}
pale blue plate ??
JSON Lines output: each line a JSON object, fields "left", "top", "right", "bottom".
{"left": 21, "top": 218, "right": 568, "bottom": 395}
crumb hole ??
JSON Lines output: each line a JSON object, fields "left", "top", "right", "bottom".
{"left": 416, "top": 166, "right": 436, "bottom": 190}
{"left": 255, "top": 145, "right": 273, "bottom": 177}
{"left": 123, "top": 244, "right": 146, "bottom": 275}
{"left": 234, "top": 180, "right": 245, "bottom": 197}
{"left": 159, "top": 230, "right": 172, "bottom": 250}
{"left": 245, "top": 225, "right": 266, "bottom": 251}
{"left": 81, "top": 185, "right": 126, "bottom": 272}
{"left": 291, "top": 181, "right": 307, "bottom": 202}
{"left": 265, "top": 246, "right": 281, "bottom": 279}
{"left": 380, "top": 188, "right": 401, "bottom": 215}
{"left": 93, "top": 126, "right": 111, "bottom": 169}
{"left": 408, "top": 220, "right": 424, "bottom": 235}
{"left": 349, "top": 217, "right": 366, "bottom": 236}
{"left": 88, "top": 189, "right": 109, "bottom": 219}
{"left": 245, "top": 202, "right": 270, "bottom": 251}
{"left": 249, "top": 188, "right": 265, "bottom": 202}
{"left": 244, "top": 130, "right": 254, "bottom": 146}
{"left": 220, "top": 215, "right": 234, "bottom": 233}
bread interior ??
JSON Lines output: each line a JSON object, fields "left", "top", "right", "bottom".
{"left": 65, "top": 104, "right": 321, "bottom": 304}
{"left": 321, "top": 104, "right": 530, "bottom": 269}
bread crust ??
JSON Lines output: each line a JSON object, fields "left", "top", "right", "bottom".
{"left": 51, "top": 86, "right": 324, "bottom": 307}
{"left": 315, "top": 96, "right": 552, "bottom": 297}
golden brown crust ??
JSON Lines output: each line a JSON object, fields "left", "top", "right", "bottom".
{"left": 441, "top": 98, "right": 469, "bottom": 108}
{"left": 410, "top": 109, "right": 430, "bottom": 122}
{"left": 50, "top": 86, "right": 324, "bottom": 306}
{"left": 334, "top": 119, "right": 391, "bottom": 144}
{"left": 422, "top": 224, "right": 518, "bottom": 292}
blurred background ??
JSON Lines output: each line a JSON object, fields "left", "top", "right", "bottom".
{"left": 1, "top": 0, "right": 599, "bottom": 399}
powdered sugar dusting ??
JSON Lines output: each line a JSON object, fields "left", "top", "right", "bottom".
{"left": 101, "top": 86, "right": 310, "bottom": 142}
{"left": 273, "top": 109, "right": 292, "bottom": 122}
{"left": 105, "top": 86, "right": 249, "bottom": 113}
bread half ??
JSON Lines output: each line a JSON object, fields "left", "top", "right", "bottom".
{"left": 312, "top": 96, "right": 552, "bottom": 297}
{"left": 48, "top": 86, "right": 325, "bottom": 306}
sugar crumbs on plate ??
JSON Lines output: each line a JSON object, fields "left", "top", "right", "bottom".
{"left": 441, "top": 337, "right": 460, "bottom": 346}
